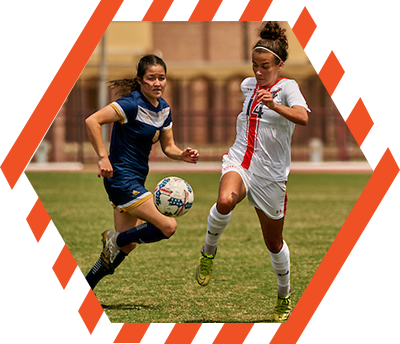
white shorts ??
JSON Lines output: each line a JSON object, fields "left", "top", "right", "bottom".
{"left": 221, "top": 155, "right": 287, "bottom": 220}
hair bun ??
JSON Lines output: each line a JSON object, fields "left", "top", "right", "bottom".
{"left": 253, "top": 21, "right": 289, "bottom": 62}
{"left": 259, "top": 21, "right": 287, "bottom": 42}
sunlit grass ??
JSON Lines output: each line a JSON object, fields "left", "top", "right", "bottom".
{"left": 27, "top": 171, "right": 370, "bottom": 323}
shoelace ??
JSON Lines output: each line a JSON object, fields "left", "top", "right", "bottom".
{"left": 105, "top": 234, "right": 120, "bottom": 264}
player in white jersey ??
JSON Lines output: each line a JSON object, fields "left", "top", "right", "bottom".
{"left": 196, "top": 22, "right": 310, "bottom": 322}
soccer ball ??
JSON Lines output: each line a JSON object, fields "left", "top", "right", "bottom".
{"left": 153, "top": 176, "right": 194, "bottom": 217}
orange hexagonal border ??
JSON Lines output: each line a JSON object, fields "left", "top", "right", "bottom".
{"left": 2, "top": 1, "right": 398, "bottom": 343}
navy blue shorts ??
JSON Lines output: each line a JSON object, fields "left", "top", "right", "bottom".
{"left": 103, "top": 177, "right": 153, "bottom": 213}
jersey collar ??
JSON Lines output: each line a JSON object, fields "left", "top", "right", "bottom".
{"left": 257, "top": 77, "right": 286, "bottom": 91}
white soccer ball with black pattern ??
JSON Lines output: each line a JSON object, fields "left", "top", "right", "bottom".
{"left": 153, "top": 176, "right": 194, "bottom": 217}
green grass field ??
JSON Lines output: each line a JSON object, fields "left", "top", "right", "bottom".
{"left": 26, "top": 171, "right": 371, "bottom": 323}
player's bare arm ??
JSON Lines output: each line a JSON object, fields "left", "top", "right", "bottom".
{"left": 256, "top": 89, "right": 308, "bottom": 125}
{"left": 160, "top": 130, "right": 199, "bottom": 163}
{"left": 85, "top": 105, "right": 120, "bottom": 177}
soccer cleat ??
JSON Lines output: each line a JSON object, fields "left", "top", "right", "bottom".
{"left": 274, "top": 293, "right": 292, "bottom": 322}
{"left": 196, "top": 249, "right": 215, "bottom": 286}
{"left": 100, "top": 230, "right": 121, "bottom": 274}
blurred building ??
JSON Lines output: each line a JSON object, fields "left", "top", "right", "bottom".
{"left": 37, "top": 21, "right": 363, "bottom": 164}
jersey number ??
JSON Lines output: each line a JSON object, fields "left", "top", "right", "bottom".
{"left": 246, "top": 99, "right": 263, "bottom": 118}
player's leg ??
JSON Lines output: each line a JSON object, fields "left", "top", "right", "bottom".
{"left": 103, "top": 201, "right": 176, "bottom": 266}
{"left": 249, "top": 177, "right": 291, "bottom": 321}
{"left": 205, "top": 171, "right": 247, "bottom": 254}
{"left": 255, "top": 209, "right": 290, "bottom": 294}
{"left": 101, "top": 197, "right": 176, "bottom": 265}
{"left": 256, "top": 209, "right": 291, "bottom": 321}
{"left": 100, "top": 177, "right": 177, "bottom": 265}
{"left": 85, "top": 210, "right": 141, "bottom": 290}
{"left": 87, "top": 178, "right": 175, "bottom": 290}
{"left": 115, "top": 196, "right": 177, "bottom": 246}
{"left": 107, "top": 209, "right": 141, "bottom": 270}
{"left": 197, "top": 171, "right": 247, "bottom": 286}
{"left": 113, "top": 209, "right": 141, "bottom": 253}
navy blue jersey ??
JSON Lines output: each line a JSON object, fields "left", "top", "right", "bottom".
{"left": 107, "top": 90, "right": 172, "bottom": 188}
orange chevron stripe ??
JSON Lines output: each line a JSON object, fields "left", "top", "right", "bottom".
{"left": 27, "top": 198, "right": 51, "bottom": 242}
{"left": 0, "top": 0, "right": 124, "bottom": 189}
{"left": 240, "top": 0, "right": 274, "bottom": 21}
{"left": 52, "top": 245, "right": 78, "bottom": 290}
{"left": 143, "top": 0, "right": 174, "bottom": 21}
{"left": 164, "top": 323, "right": 202, "bottom": 344}
{"left": 213, "top": 323, "right": 254, "bottom": 344}
{"left": 318, "top": 51, "right": 345, "bottom": 96}
{"left": 292, "top": 7, "right": 316, "bottom": 49}
{"left": 270, "top": 148, "right": 399, "bottom": 344}
{"left": 189, "top": 0, "right": 224, "bottom": 21}
{"left": 346, "top": 99, "right": 374, "bottom": 146}
{"left": 114, "top": 323, "right": 151, "bottom": 343}
{"left": 79, "top": 289, "right": 104, "bottom": 334}
{"left": 12, "top": 1, "right": 391, "bottom": 342}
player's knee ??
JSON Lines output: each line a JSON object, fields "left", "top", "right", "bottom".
{"left": 265, "top": 239, "right": 283, "bottom": 253}
{"left": 160, "top": 218, "right": 177, "bottom": 238}
{"left": 217, "top": 196, "right": 236, "bottom": 214}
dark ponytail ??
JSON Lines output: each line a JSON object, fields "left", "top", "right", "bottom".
{"left": 108, "top": 54, "right": 167, "bottom": 97}
{"left": 108, "top": 78, "right": 140, "bottom": 97}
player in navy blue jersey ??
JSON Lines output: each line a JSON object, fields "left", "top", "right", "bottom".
{"left": 85, "top": 54, "right": 199, "bottom": 290}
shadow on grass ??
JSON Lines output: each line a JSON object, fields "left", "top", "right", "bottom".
{"left": 101, "top": 303, "right": 276, "bottom": 323}
{"left": 101, "top": 303, "right": 159, "bottom": 311}
{"left": 183, "top": 319, "right": 276, "bottom": 323}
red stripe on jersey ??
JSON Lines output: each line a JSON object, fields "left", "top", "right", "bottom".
{"left": 241, "top": 78, "right": 286, "bottom": 170}
{"left": 241, "top": 86, "right": 260, "bottom": 169}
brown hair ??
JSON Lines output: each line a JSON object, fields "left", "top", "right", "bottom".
{"left": 108, "top": 54, "right": 167, "bottom": 97}
{"left": 253, "top": 21, "right": 289, "bottom": 64}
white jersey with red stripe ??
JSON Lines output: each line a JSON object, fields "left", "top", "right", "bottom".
{"left": 227, "top": 77, "right": 310, "bottom": 181}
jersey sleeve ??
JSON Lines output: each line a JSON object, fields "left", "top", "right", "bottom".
{"left": 240, "top": 77, "right": 257, "bottom": 98}
{"left": 162, "top": 110, "right": 173, "bottom": 133}
{"left": 110, "top": 95, "right": 138, "bottom": 124}
{"left": 283, "top": 80, "right": 311, "bottom": 112}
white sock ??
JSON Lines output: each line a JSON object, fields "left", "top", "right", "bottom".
{"left": 269, "top": 240, "right": 291, "bottom": 296}
{"left": 203, "top": 203, "right": 231, "bottom": 255}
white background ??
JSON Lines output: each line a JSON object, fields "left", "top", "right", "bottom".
{"left": 1, "top": 0, "right": 399, "bottom": 343}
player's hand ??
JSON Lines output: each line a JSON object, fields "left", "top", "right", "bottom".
{"left": 256, "top": 89, "right": 275, "bottom": 109}
{"left": 181, "top": 147, "right": 199, "bottom": 164}
{"left": 98, "top": 157, "right": 113, "bottom": 178}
